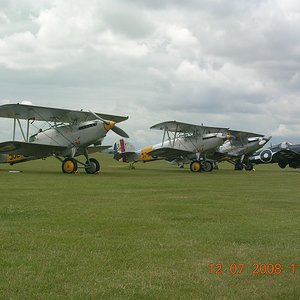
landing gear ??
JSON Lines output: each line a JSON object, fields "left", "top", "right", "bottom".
{"left": 278, "top": 160, "right": 287, "bottom": 169}
{"left": 190, "top": 160, "right": 214, "bottom": 173}
{"left": 202, "top": 161, "right": 213, "bottom": 172}
{"left": 60, "top": 156, "right": 100, "bottom": 174}
{"left": 190, "top": 161, "right": 201, "bottom": 172}
{"left": 234, "top": 162, "right": 244, "bottom": 171}
{"left": 85, "top": 158, "right": 100, "bottom": 174}
{"left": 244, "top": 163, "right": 254, "bottom": 171}
{"left": 62, "top": 158, "right": 78, "bottom": 174}
{"left": 289, "top": 162, "right": 298, "bottom": 169}
{"left": 233, "top": 161, "right": 254, "bottom": 171}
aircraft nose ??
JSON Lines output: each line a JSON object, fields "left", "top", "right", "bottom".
{"left": 102, "top": 120, "right": 129, "bottom": 138}
{"left": 225, "top": 134, "right": 232, "bottom": 140}
{"left": 103, "top": 120, "right": 116, "bottom": 131}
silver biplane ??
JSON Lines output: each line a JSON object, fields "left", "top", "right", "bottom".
{"left": 114, "top": 120, "right": 231, "bottom": 172}
{"left": 209, "top": 130, "right": 271, "bottom": 170}
{"left": 0, "top": 103, "right": 129, "bottom": 174}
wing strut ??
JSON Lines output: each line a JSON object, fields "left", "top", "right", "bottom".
{"left": 12, "top": 114, "right": 32, "bottom": 142}
{"left": 161, "top": 127, "right": 166, "bottom": 147}
{"left": 173, "top": 123, "right": 179, "bottom": 148}
{"left": 13, "top": 116, "right": 16, "bottom": 141}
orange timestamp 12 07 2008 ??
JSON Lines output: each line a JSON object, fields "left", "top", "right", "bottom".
{"left": 209, "top": 263, "right": 300, "bottom": 275}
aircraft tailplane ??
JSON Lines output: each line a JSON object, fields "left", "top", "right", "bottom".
{"left": 113, "top": 139, "right": 137, "bottom": 162}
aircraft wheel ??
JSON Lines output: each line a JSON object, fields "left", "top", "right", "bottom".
{"left": 85, "top": 158, "right": 100, "bottom": 174}
{"left": 190, "top": 161, "right": 201, "bottom": 172}
{"left": 234, "top": 162, "right": 244, "bottom": 171}
{"left": 202, "top": 161, "right": 213, "bottom": 172}
{"left": 289, "top": 162, "right": 298, "bottom": 169}
{"left": 62, "top": 158, "right": 78, "bottom": 174}
{"left": 244, "top": 163, "right": 253, "bottom": 171}
{"left": 278, "top": 161, "right": 287, "bottom": 169}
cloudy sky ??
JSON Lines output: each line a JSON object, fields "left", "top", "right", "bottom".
{"left": 1, "top": 0, "right": 300, "bottom": 147}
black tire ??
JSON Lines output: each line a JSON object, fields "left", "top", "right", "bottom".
{"left": 278, "top": 161, "right": 287, "bottom": 169}
{"left": 62, "top": 158, "right": 78, "bottom": 174}
{"left": 190, "top": 161, "right": 201, "bottom": 172}
{"left": 202, "top": 161, "right": 213, "bottom": 172}
{"left": 244, "top": 163, "right": 253, "bottom": 171}
{"left": 289, "top": 162, "right": 298, "bottom": 169}
{"left": 234, "top": 162, "right": 244, "bottom": 171}
{"left": 85, "top": 158, "right": 100, "bottom": 174}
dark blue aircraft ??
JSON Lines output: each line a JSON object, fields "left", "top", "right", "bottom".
{"left": 249, "top": 142, "right": 300, "bottom": 169}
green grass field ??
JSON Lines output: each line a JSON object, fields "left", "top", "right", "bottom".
{"left": 1, "top": 154, "right": 300, "bottom": 299}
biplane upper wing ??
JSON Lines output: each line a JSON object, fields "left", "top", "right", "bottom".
{"left": 150, "top": 121, "right": 228, "bottom": 134}
{"left": 147, "top": 147, "right": 192, "bottom": 161}
{"left": 227, "top": 130, "right": 264, "bottom": 145}
{"left": 0, "top": 141, "right": 67, "bottom": 158}
{"left": 95, "top": 113, "right": 128, "bottom": 123}
{"left": 0, "top": 104, "right": 128, "bottom": 123}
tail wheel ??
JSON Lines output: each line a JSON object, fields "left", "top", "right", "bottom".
{"left": 85, "top": 158, "right": 100, "bottom": 174}
{"left": 190, "top": 161, "right": 201, "bottom": 172}
{"left": 62, "top": 158, "right": 78, "bottom": 174}
{"left": 202, "top": 161, "right": 213, "bottom": 172}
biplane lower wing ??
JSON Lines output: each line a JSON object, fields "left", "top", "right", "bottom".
{"left": 0, "top": 141, "right": 67, "bottom": 158}
{"left": 87, "top": 145, "right": 111, "bottom": 154}
{"left": 73, "top": 145, "right": 112, "bottom": 156}
{"left": 147, "top": 147, "right": 192, "bottom": 161}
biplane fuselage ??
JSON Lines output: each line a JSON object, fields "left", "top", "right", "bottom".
{"left": 0, "top": 120, "right": 110, "bottom": 166}
{"left": 138, "top": 133, "right": 227, "bottom": 162}
{"left": 29, "top": 120, "right": 106, "bottom": 149}
{"left": 217, "top": 137, "right": 270, "bottom": 157}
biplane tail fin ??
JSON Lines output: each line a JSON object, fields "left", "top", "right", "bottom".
{"left": 113, "top": 139, "right": 137, "bottom": 162}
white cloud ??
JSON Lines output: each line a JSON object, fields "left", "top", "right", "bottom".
{"left": 272, "top": 124, "right": 300, "bottom": 137}
{"left": 0, "top": 0, "right": 300, "bottom": 147}
{"left": 165, "top": 25, "right": 198, "bottom": 47}
{"left": 0, "top": 12, "right": 10, "bottom": 25}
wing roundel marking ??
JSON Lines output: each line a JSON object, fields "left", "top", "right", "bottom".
{"left": 260, "top": 149, "right": 272, "bottom": 162}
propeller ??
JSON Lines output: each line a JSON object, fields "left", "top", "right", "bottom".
{"left": 225, "top": 134, "right": 232, "bottom": 140}
{"left": 90, "top": 111, "right": 129, "bottom": 138}
{"left": 110, "top": 125, "right": 129, "bottom": 138}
